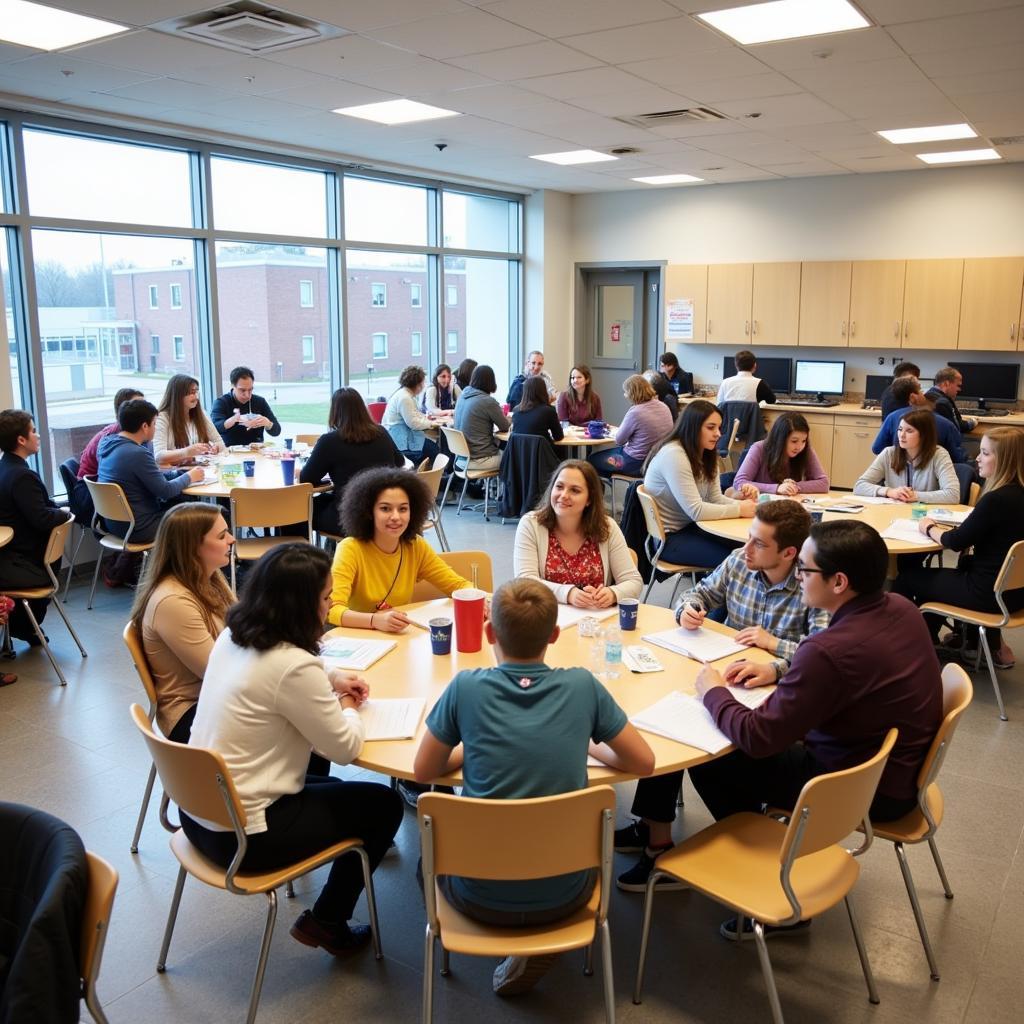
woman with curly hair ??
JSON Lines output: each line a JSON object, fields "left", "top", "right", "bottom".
{"left": 381, "top": 364, "right": 439, "bottom": 464}
{"left": 153, "top": 374, "right": 224, "bottom": 465}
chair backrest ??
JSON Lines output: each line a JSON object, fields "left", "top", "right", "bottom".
{"left": 122, "top": 620, "right": 159, "bottom": 711}
{"left": 440, "top": 425, "right": 471, "bottom": 460}
{"left": 968, "top": 481, "right": 980, "bottom": 507}
{"left": 635, "top": 486, "right": 667, "bottom": 545}
{"left": 230, "top": 482, "right": 313, "bottom": 531}
{"left": 295, "top": 433, "right": 321, "bottom": 447}
{"left": 952, "top": 462, "right": 977, "bottom": 506}
{"left": 129, "top": 703, "right": 244, "bottom": 832}
{"left": 81, "top": 851, "right": 118, "bottom": 999}
{"left": 995, "top": 539, "right": 1024, "bottom": 599}
{"left": 42, "top": 515, "right": 76, "bottom": 567}
{"left": 58, "top": 458, "right": 80, "bottom": 499}
{"left": 915, "top": 664, "right": 973, "bottom": 793}
{"left": 84, "top": 478, "right": 135, "bottom": 527}
{"left": 367, "top": 402, "right": 386, "bottom": 423}
{"left": 410, "top": 550, "right": 494, "bottom": 602}
{"left": 416, "top": 464, "right": 445, "bottom": 503}
{"left": 627, "top": 547, "right": 639, "bottom": 568}
{"left": 780, "top": 728, "right": 897, "bottom": 865}
{"left": 432, "top": 452, "right": 450, "bottom": 475}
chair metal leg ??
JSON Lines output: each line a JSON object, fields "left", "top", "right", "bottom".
{"left": 87, "top": 554, "right": 103, "bottom": 610}
{"left": 667, "top": 573, "right": 686, "bottom": 608}
{"left": 63, "top": 527, "right": 87, "bottom": 600}
{"left": 285, "top": 881, "right": 295, "bottom": 898}
{"left": 440, "top": 947, "right": 450, "bottom": 976}
{"left": 422, "top": 929, "right": 436, "bottom": 1024}
{"left": 600, "top": 919, "right": 616, "bottom": 1024}
{"left": 21, "top": 599, "right": 67, "bottom": 686}
{"left": 456, "top": 477, "right": 469, "bottom": 516}
{"left": 355, "top": 845, "right": 383, "bottom": 959}
{"left": 632, "top": 870, "right": 661, "bottom": 1003}
{"left": 130, "top": 763, "right": 158, "bottom": 853}
{"left": 48, "top": 592, "right": 88, "bottom": 658}
{"left": 979, "top": 627, "right": 1008, "bottom": 721}
{"left": 158, "top": 791, "right": 179, "bottom": 833}
{"left": 84, "top": 987, "right": 111, "bottom": 1024}
{"left": 245, "top": 891, "right": 277, "bottom": 1024}
{"left": 752, "top": 921, "right": 785, "bottom": 1024}
{"left": 893, "top": 842, "right": 940, "bottom": 980}
{"left": 845, "top": 894, "right": 880, "bottom": 1004}
{"left": 927, "top": 837, "right": 954, "bottom": 899}
{"left": 157, "top": 866, "right": 188, "bottom": 971}
{"left": 583, "top": 941, "right": 594, "bottom": 976}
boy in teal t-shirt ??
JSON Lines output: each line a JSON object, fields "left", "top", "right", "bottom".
{"left": 414, "top": 578, "right": 653, "bottom": 996}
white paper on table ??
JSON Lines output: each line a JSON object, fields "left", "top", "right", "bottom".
{"left": 201, "top": 468, "right": 219, "bottom": 483}
{"left": 841, "top": 493, "right": 902, "bottom": 505}
{"left": 320, "top": 637, "right": 397, "bottom": 671}
{"left": 556, "top": 605, "right": 618, "bottom": 629}
{"left": 931, "top": 508, "right": 971, "bottom": 524}
{"left": 725, "top": 685, "right": 774, "bottom": 709}
{"left": 641, "top": 626, "right": 746, "bottom": 663}
{"left": 880, "top": 518, "right": 931, "bottom": 543}
{"left": 630, "top": 691, "right": 732, "bottom": 754}
{"left": 358, "top": 698, "right": 425, "bottom": 740}
{"left": 402, "top": 599, "right": 454, "bottom": 630}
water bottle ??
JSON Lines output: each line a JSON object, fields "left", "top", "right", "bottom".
{"left": 603, "top": 626, "right": 623, "bottom": 680}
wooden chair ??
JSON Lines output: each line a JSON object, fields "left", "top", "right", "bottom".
{"left": 719, "top": 416, "right": 741, "bottom": 473}
{"left": 295, "top": 433, "right": 321, "bottom": 447}
{"left": 866, "top": 664, "right": 972, "bottom": 980}
{"left": 635, "top": 486, "right": 709, "bottom": 606}
{"left": 229, "top": 483, "right": 313, "bottom": 591}
{"left": 634, "top": 730, "right": 898, "bottom": 1024}
{"left": 438, "top": 426, "right": 500, "bottom": 522}
{"left": 417, "top": 453, "right": 451, "bottom": 552}
{"left": 130, "top": 703, "right": 382, "bottom": 1024}
{"left": 418, "top": 787, "right": 617, "bottom": 1024}
{"left": 410, "top": 551, "right": 493, "bottom": 603}
{"left": 921, "top": 538, "right": 1024, "bottom": 721}
{"left": 81, "top": 851, "right": 118, "bottom": 1024}
{"left": 1, "top": 516, "right": 88, "bottom": 686}
{"left": 83, "top": 478, "right": 155, "bottom": 609}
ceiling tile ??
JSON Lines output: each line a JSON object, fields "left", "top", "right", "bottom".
{"left": 65, "top": 1, "right": 214, "bottom": 27}
{"left": 784, "top": 56, "right": 932, "bottom": 93}
{"left": 338, "top": 59, "right": 492, "bottom": 95}
{"left": 560, "top": 16, "right": 728, "bottom": 62}
{"left": 0, "top": 75, "right": 78, "bottom": 103}
{"left": 886, "top": 6, "right": 1024, "bottom": 52}
{"left": 180, "top": 94, "right": 322, "bottom": 124}
{"left": 76, "top": 91, "right": 175, "bottom": 119}
{"left": 752, "top": 27, "right": 904, "bottom": 71}
{"left": 518, "top": 66, "right": 653, "bottom": 101}
{"left": 693, "top": 73, "right": 805, "bottom": 103}
{"left": 954, "top": 90, "right": 1024, "bottom": 122}
{"left": 174, "top": 57, "right": 334, "bottom": 95}
{"left": 70, "top": 30, "right": 230, "bottom": 74}
{"left": 417, "top": 83, "right": 551, "bottom": 117}
{"left": 826, "top": 151, "right": 923, "bottom": 171}
{"left": 2, "top": 55, "right": 157, "bottom": 93}
{"left": 365, "top": 9, "right": 542, "bottom": 59}
{"left": 479, "top": 0, "right": 682, "bottom": 38}
{"left": 264, "top": 35, "right": 421, "bottom": 77}
{"left": 260, "top": 79, "right": 397, "bottom": 110}
{"left": 857, "top": 1, "right": 1024, "bottom": 26}
{"left": 275, "top": 0, "right": 466, "bottom": 33}
{"left": 933, "top": 69, "right": 1024, "bottom": 98}
{"left": 568, "top": 86, "right": 700, "bottom": 117}
{"left": 818, "top": 80, "right": 965, "bottom": 120}
{"left": 712, "top": 93, "right": 850, "bottom": 129}
{"left": 105, "top": 77, "right": 244, "bottom": 108}
{"left": 623, "top": 48, "right": 770, "bottom": 90}
{"left": 0, "top": 42, "right": 32, "bottom": 64}
{"left": 447, "top": 40, "right": 601, "bottom": 80}
{"left": 913, "top": 43, "right": 1024, "bottom": 78}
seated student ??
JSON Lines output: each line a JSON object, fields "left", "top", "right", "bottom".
{"left": 514, "top": 460, "right": 642, "bottom": 608}
{"left": 182, "top": 544, "right": 403, "bottom": 957}
{"left": 129, "top": 502, "right": 234, "bottom": 743}
{"left": 925, "top": 366, "right": 977, "bottom": 434}
{"left": 555, "top": 364, "right": 602, "bottom": 427}
{"left": 97, "top": 400, "right": 205, "bottom": 586}
{"left": 716, "top": 350, "right": 776, "bottom": 406}
{"left": 453, "top": 364, "right": 509, "bottom": 474}
{"left": 0, "top": 409, "right": 71, "bottom": 650}
{"left": 615, "top": 500, "right": 828, "bottom": 886}
{"left": 733, "top": 412, "right": 829, "bottom": 495}
{"left": 327, "top": 467, "right": 470, "bottom": 630}
{"left": 453, "top": 357, "right": 478, "bottom": 392}
{"left": 642, "top": 400, "right": 757, "bottom": 568}
{"left": 422, "top": 363, "right": 461, "bottom": 415}
{"left": 855, "top": 409, "right": 958, "bottom": 504}
{"left": 300, "top": 387, "right": 404, "bottom": 536}
{"left": 77, "top": 387, "right": 144, "bottom": 481}
{"left": 644, "top": 369, "right": 681, "bottom": 423}
{"left": 658, "top": 352, "right": 690, "bottom": 396}
{"left": 413, "top": 578, "right": 654, "bottom": 996}
{"left": 210, "top": 366, "right": 282, "bottom": 447}
{"left": 879, "top": 361, "right": 920, "bottom": 420}
{"left": 590, "top": 374, "right": 673, "bottom": 479}
{"left": 511, "top": 377, "right": 564, "bottom": 444}
{"left": 153, "top": 374, "right": 224, "bottom": 465}
{"left": 872, "top": 376, "right": 965, "bottom": 464}
{"left": 895, "top": 427, "right": 1024, "bottom": 669}
{"left": 382, "top": 364, "right": 439, "bottom": 465}
{"left": 506, "top": 350, "right": 557, "bottom": 409}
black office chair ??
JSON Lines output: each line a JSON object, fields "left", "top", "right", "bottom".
{"left": 58, "top": 458, "right": 93, "bottom": 599}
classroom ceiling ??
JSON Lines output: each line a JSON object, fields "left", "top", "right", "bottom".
{"left": 0, "top": 0, "right": 1022, "bottom": 194}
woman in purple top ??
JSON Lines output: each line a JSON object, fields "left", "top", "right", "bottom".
{"left": 556, "top": 364, "right": 603, "bottom": 427}
{"left": 734, "top": 412, "right": 829, "bottom": 495}
{"left": 589, "top": 375, "right": 673, "bottom": 478}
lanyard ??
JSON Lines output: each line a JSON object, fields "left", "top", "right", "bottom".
{"left": 375, "top": 543, "right": 404, "bottom": 610}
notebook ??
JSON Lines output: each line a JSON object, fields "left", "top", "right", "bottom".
{"left": 320, "top": 637, "right": 397, "bottom": 671}
{"left": 630, "top": 687, "right": 773, "bottom": 754}
{"left": 358, "top": 698, "right": 426, "bottom": 740}
{"left": 641, "top": 627, "right": 746, "bottom": 663}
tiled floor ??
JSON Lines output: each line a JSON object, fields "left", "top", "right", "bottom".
{"left": 2, "top": 510, "right": 1023, "bottom": 1024}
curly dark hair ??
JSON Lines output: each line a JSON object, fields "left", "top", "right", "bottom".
{"left": 340, "top": 467, "right": 431, "bottom": 542}
{"left": 398, "top": 365, "right": 427, "bottom": 391}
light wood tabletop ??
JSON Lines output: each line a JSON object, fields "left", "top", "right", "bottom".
{"left": 495, "top": 423, "right": 619, "bottom": 460}
{"left": 183, "top": 448, "right": 331, "bottom": 499}
{"left": 326, "top": 601, "right": 774, "bottom": 785}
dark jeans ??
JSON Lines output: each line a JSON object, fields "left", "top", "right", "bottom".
{"left": 402, "top": 439, "right": 440, "bottom": 468}
{"left": 589, "top": 446, "right": 644, "bottom": 478}
{"left": 181, "top": 775, "right": 403, "bottom": 923}
{"left": 660, "top": 523, "right": 739, "bottom": 570}
{"left": 0, "top": 552, "right": 58, "bottom": 640}
{"left": 167, "top": 704, "right": 197, "bottom": 744}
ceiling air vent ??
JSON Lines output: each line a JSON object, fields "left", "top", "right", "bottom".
{"left": 615, "top": 107, "right": 728, "bottom": 129}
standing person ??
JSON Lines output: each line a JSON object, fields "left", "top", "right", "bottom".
{"left": 453, "top": 358, "right": 478, "bottom": 392}
{"left": 895, "top": 426, "right": 1024, "bottom": 668}
{"left": 300, "top": 388, "right": 404, "bottom": 536}
{"left": 555, "top": 365, "right": 602, "bottom": 427}
{"left": 514, "top": 460, "right": 642, "bottom": 608}
{"left": 880, "top": 361, "right": 920, "bottom": 420}
{"left": 414, "top": 578, "right": 654, "bottom": 995}
{"left": 453, "top": 364, "right": 509, "bottom": 474}
{"left": 855, "top": 409, "right": 958, "bottom": 504}
{"left": 0, "top": 410, "right": 71, "bottom": 649}
{"left": 716, "top": 350, "right": 776, "bottom": 406}
{"left": 210, "top": 366, "right": 282, "bottom": 447}
{"left": 382, "top": 365, "right": 439, "bottom": 465}
{"left": 926, "top": 367, "right": 977, "bottom": 434}
{"left": 506, "top": 350, "right": 556, "bottom": 408}
{"left": 182, "top": 544, "right": 403, "bottom": 957}
{"left": 733, "top": 412, "right": 829, "bottom": 495}
{"left": 642, "top": 400, "right": 757, "bottom": 568}
{"left": 872, "top": 376, "right": 966, "bottom": 464}
{"left": 658, "top": 352, "right": 691, "bottom": 396}
{"left": 591, "top": 374, "right": 673, "bottom": 478}
{"left": 422, "top": 363, "right": 461, "bottom": 415}
{"left": 511, "top": 377, "right": 564, "bottom": 444}
{"left": 129, "top": 503, "right": 234, "bottom": 743}
{"left": 153, "top": 374, "right": 224, "bottom": 465}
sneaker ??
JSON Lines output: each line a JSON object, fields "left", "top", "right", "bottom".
{"left": 289, "top": 910, "right": 371, "bottom": 956}
{"left": 396, "top": 780, "right": 455, "bottom": 810}
{"left": 616, "top": 848, "right": 687, "bottom": 893}
{"left": 0, "top": 672, "right": 16, "bottom": 687}
{"left": 613, "top": 819, "right": 650, "bottom": 853}
{"left": 961, "top": 646, "right": 1015, "bottom": 670}
{"left": 492, "top": 954, "right": 558, "bottom": 996}
{"left": 719, "top": 916, "right": 812, "bottom": 942}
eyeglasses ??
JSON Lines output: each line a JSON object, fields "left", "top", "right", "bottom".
{"left": 794, "top": 561, "right": 827, "bottom": 577}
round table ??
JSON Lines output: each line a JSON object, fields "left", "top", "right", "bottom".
{"left": 183, "top": 449, "right": 331, "bottom": 499}
{"left": 326, "top": 601, "right": 774, "bottom": 784}
{"left": 496, "top": 424, "right": 619, "bottom": 461}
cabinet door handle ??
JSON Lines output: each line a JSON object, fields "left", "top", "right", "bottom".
{"left": 854, "top": 432, "right": 869, "bottom": 438}
{"left": 849, "top": 320, "right": 856, "bottom": 337}
{"left": 1012, "top": 322, "right": 1017, "bottom": 340}
{"left": 841, "top": 320, "right": 847, "bottom": 337}
{"left": 893, "top": 321, "right": 900, "bottom": 337}
{"left": 753, "top": 319, "right": 759, "bottom": 334}
{"left": 904, "top": 321, "right": 910, "bottom": 338}
{"left": 707, "top": 320, "right": 712, "bottom": 334}
{"left": 745, "top": 320, "right": 750, "bottom": 335}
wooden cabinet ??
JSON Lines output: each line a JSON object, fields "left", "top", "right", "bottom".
{"left": 848, "top": 260, "right": 905, "bottom": 348}
{"left": 831, "top": 417, "right": 878, "bottom": 489}
{"left": 706, "top": 263, "right": 752, "bottom": 346}
{"left": 958, "top": 257, "right": 1024, "bottom": 351}
{"left": 798, "top": 261, "right": 851, "bottom": 347}
{"left": 663, "top": 264, "right": 708, "bottom": 345}
{"left": 901, "top": 259, "right": 963, "bottom": 350}
{"left": 751, "top": 262, "right": 801, "bottom": 347}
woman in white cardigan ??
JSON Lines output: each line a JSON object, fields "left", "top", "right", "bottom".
{"left": 514, "top": 459, "right": 642, "bottom": 608}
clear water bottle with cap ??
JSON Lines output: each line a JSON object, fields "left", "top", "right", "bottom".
{"left": 604, "top": 626, "right": 623, "bottom": 679}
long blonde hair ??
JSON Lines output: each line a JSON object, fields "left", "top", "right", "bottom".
{"left": 130, "top": 503, "right": 234, "bottom": 637}
{"left": 983, "top": 427, "right": 1024, "bottom": 493}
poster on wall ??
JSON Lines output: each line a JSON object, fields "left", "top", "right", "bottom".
{"left": 666, "top": 298, "right": 694, "bottom": 341}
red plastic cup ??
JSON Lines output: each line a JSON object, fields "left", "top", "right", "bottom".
{"left": 453, "top": 587, "right": 485, "bottom": 653}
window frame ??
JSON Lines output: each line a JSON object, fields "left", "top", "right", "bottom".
{"left": 173, "top": 334, "right": 184, "bottom": 361}
{"left": 371, "top": 332, "right": 388, "bottom": 359}
{"left": 170, "top": 282, "right": 182, "bottom": 309}
{"left": 148, "top": 283, "right": 159, "bottom": 309}
{"left": 410, "top": 331, "right": 423, "bottom": 357}
{"left": 410, "top": 282, "right": 422, "bottom": 308}
{"left": 371, "top": 282, "right": 387, "bottom": 308}
{"left": 299, "top": 278, "right": 314, "bottom": 307}
{"left": 301, "top": 334, "right": 316, "bottom": 363}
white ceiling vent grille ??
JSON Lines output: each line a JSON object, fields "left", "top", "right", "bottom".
{"left": 157, "top": 2, "right": 346, "bottom": 55}
{"left": 615, "top": 107, "right": 728, "bottom": 129}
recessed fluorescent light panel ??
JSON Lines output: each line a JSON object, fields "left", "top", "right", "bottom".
{"left": 916, "top": 148, "right": 1001, "bottom": 165}
{"left": 0, "top": 0, "right": 128, "bottom": 50}
{"left": 697, "top": 0, "right": 869, "bottom": 45}
{"left": 529, "top": 150, "right": 618, "bottom": 165}
{"left": 878, "top": 124, "right": 977, "bottom": 145}
{"left": 632, "top": 174, "right": 704, "bottom": 185}
{"left": 332, "top": 99, "right": 461, "bottom": 125}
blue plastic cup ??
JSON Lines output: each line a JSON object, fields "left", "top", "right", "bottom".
{"left": 242, "top": 459, "right": 256, "bottom": 478}
{"left": 284, "top": 437, "right": 294, "bottom": 450}
{"left": 281, "top": 458, "right": 295, "bottom": 485}
{"left": 618, "top": 598, "right": 639, "bottom": 631}
{"left": 429, "top": 617, "right": 453, "bottom": 655}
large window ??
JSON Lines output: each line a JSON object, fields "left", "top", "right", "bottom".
{"left": 344, "top": 178, "right": 428, "bottom": 246}
{"left": 302, "top": 335, "right": 315, "bottom": 363}
{"left": 170, "top": 283, "right": 182, "bottom": 309}
{"left": 2, "top": 231, "right": 25, "bottom": 408}
{"left": 411, "top": 331, "right": 423, "bottom": 357}
{"left": 372, "top": 333, "right": 388, "bottom": 359}
{"left": 443, "top": 192, "right": 520, "bottom": 252}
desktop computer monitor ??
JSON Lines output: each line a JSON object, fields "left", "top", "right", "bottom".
{"left": 864, "top": 374, "right": 890, "bottom": 402}
{"left": 722, "top": 356, "right": 792, "bottom": 394}
{"left": 794, "top": 360, "right": 845, "bottom": 397}
{"left": 947, "top": 361, "right": 1020, "bottom": 406}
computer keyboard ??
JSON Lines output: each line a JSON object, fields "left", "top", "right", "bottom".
{"left": 784, "top": 399, "right": 839, "bottom": 408}
{"left": 978, "top": 409, "right": 1011, "bottom": 417}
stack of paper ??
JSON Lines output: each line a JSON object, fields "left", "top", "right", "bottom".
{"left": 320, "top": 637, "right": 397, "bottom": 671}
{"left": 880, "top": 519, "right": 931, "bottom": 543}
{"left": 641, "top": 626, "right": 746, "bottom": 663}
{"left": 931, "top": 508, "right": 971, "bottom": 525}
{"left": 556, "top": 605, "right": 618, "bottom": 629}
{"left": 358, "top": 698, "right": 425, "bottom": 740}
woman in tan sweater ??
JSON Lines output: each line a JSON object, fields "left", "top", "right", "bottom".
{"left": 129, "top": 502, "right": 235, "bottom": 742}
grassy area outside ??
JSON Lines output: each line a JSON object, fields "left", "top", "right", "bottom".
{"left": 273, "top": 401, "right": 331, "bottom": 424}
